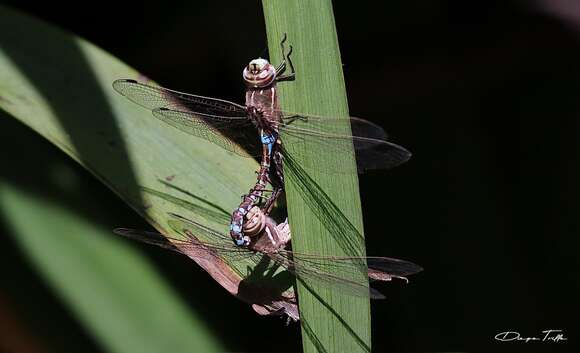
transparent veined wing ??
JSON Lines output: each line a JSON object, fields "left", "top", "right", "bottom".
{"left": 113, "top": 79, "right": 411, "bottom": 171}
{"left": 112, "top": 79, "right": 247, "bottom": 115}
{"left": 113, "top": 79, "right": 260, "bottom": 157}
{"left": 114, "top": 226, "right": 258, "bottom": 263}
{"left": 270, "top": 249, "right": 422, "bottom": 299}
{"left": 152, "top": 108, "right": 260, "bottom": 157}
{"left": 115, "top": 214, "right": 422, "bottom": 299}
{"left": 274, "top": 111, "right": 411, "bottom": 172}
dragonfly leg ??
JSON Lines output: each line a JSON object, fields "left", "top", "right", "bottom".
{"left": 246, "top": 184, "right": 277, "bottom": 201}
{"left": 275, "top": 33, "right": 288, "bottom": 74}
{"left": 271, "top": 147, "right": 285, "bottom": 187}
{"left": 276, "top": 33, "right": 295, "bottom": 82}
{"left": 263, "top": 187, "right": 283, "bottom": 215}
{"left": 248, "top": 191, "right": 274, "bottom": 200}
{"left": 283, "top": 114, "right": 308, "bottom": 124}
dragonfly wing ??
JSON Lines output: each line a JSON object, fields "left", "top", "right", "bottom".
{"left": 112, "top": 79, "right": 247, "bottom": 116}
{"left": 114, "top": 220, "right": 257, "bottom": 263}
{"left": 279, "top": 114, "right": 389, "bottom": 141}
{"left": 283, "top": 251, "right": 422, "bottom": 278}
{"left": 277, "top": 112, "right": 411, "bottom": 172}
{"left": 271, "top": 250, "right": 422, "bottom": 298}
{"left": 365, "top": 256, "right": 423, "bottom": 279}
{"left": 152, "top": 108, "right": 260, "bottom": 157}
{"left": 166, "top": 213, "right": 263, "bottom": 262}
{"left": 113, "top": 79, "right": 260, "bottom": 157}
{"left": 352, "top": 139, "right": 411, "bottom": 172}
{"left": 269, "top": 251, "right": 386, "bottom": 299}
{"left": 114, "top": 227, "right": 246, "bottom": 261}
{"left": 114, "top": 228, "right": 188, "bottom": 254}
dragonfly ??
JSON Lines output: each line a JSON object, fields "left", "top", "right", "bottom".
{"left": 115, "top": 209, "right": 423, "bottom": 304}
{"left": 112, "top": 35, "right": 411, "bottom": 247}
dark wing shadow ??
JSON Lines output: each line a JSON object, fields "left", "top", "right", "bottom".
{"left": 283, "top": 150, "right": 366, "bottom": 259}
{"left": 144, "top": 180, "right": 231, "bottom": 225}
{"left": 300, "top": 317, "right": 329, "bottom": 353}
{"left": 282, "top": 146, "right": 373, "bottom": 349}
{"left": 237, "top": 255, "right": 296, "bottom": 311}
{"left": 298, "top": 279, "right": 371, "bottom": 353}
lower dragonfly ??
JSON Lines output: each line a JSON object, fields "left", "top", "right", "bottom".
{"left": 115, "top": 207, "right": 423, "bottom": 310}
{"left": 112, "top": 34, "right": 411, "bottom": 247}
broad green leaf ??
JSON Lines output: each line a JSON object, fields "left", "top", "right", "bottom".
{"left": 0, "top": 7, "right": 270, "bottom": 280}
{"left": 0, "top": 181, "right": 222, "bottom": 353}
{"left": 0, "top": 5, "right": 288, "bottom": 352}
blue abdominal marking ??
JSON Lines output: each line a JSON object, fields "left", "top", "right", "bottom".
{"left": 261, "top": 132, "right": 277, "bottom": 155}
{"left": 230, "top": 223, "right": 242, "bottom": 233}
{"left": 235, "top": 237, "right": 247, "bottom": 246}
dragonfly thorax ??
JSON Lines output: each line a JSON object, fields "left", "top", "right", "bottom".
{"left": 247, "top": 213, "right": 291, "bottom": 254}
{"left": 243, "top": 58, "right": 276, "bottom": 88}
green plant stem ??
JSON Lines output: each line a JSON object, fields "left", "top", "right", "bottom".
{"left": 262, "top": 1, "right": 372, "bottom": 352}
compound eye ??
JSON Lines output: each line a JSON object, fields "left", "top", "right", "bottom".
{"left": 248, "top": 58, "right": 269, "bottom": 72}
{"left": 243, "top": 59, "right": 275, "bottom": 87}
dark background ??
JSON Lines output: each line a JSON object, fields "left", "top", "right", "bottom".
{"left": 1, "top": 0, "right": 578, "bottom": 352}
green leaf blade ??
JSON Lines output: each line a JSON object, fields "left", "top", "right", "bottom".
{"left": 0, "top": 5, "right": 282, "bottom": 352}
{"left": 0, "top": 180, "right": 224, "bottom": 353}
{"left": 262, "top": 1, "right": 372, "bottom": 352}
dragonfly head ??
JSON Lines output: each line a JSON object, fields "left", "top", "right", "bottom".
{"left": 243, "top": 58, "right": 276, "bottom": 88}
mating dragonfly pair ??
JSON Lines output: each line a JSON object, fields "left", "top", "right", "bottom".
{"left": 113, "top": 35, "right": 421, "bottom": 319}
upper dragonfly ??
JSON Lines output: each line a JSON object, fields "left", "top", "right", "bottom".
{"left": 113, "top": 35, "right": 411, "bottom": 247}
{"left": 112, "top": 38, "right": 411, "bottom": 176}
